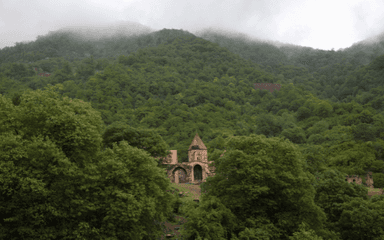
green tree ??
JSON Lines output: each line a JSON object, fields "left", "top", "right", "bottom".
{"left": 373, "top": 172, "right": 384, "bottom": 188}
{"left": 101, "top": 120, "right": 171, "bottom": 166}
{"left": 321, "top": 125, "right": 355, "bottom": 149}
{"left": 313, "top": 100, "right": 333, "bottom": 118}
{"left": 25, "top": 76, "right": 52, "bottom": 91}
{"left": 178, "top": 196, "right": 239, "bottom": 240}
{"left": 307, "top": 134, "right": 327, "bottom": 145}
{"left": 311, "top": 168, "right": 370, "bottom": 237}
{"left": 327, "top": 141, "right": 377, "bottom": 176}
{"left": 336, "top": 197, "right": 384, "bottom": 240}
{"left": 306, "top": 120, "right": 329, "bottom": 137}
{"left": 180, "top": 134, "right": 330, "bottom": 239}
{"left": 53, "top": 61, "right": 74, "bottom": 83}
{"left": 254, "top": 113, "right": 282, "bottom": 137}
{"left": 289, "top": 222, "right": 324, "bottom": 240}
{"left": 368, "top": 54, "right": 384, "bottom": 72}
{"left": 277, "top": 111, "right": 297, "bottom": 130}
{"left": 299, "top": 144, "right": 330, "bottom": 176}
{"left": 351, "top": 123, "right": 377, "bottom": 142}
{"left": 75, "top": 55, "right": 96, "bottom": 83}
{"left": 296, "top": 106, "right": 312, "bottom": 121}
{"left": 4, "top": 62, "right": 34, "bottom": 79}
{"left": 280, "top": 127, "right": 306, "bottom": 144}
{"left": 0, "top": 75, "right": 27, "bottom": 96}
{"left": 0, "top": 85, "right": 174, "bottom": 239}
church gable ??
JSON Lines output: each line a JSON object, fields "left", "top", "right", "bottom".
{"left": 188, "top": 133, "right": 207, "bottom": 150}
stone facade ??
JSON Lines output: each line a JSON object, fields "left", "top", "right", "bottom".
{"left": 345, "top": 171, "right": 374, "bottom": 188}
{"left": 161, "top": 133, "right": 226, "bottom": 184}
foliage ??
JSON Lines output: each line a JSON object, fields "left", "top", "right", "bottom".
{"left": 1, "top": 26, "right": 384, "bottom": 239}
{"left": 280, "top": 126, "right": 306, "bottom": 144}
{"left": 288, "top": 222, "right": 324, "bottom": 240}
{"left": 178, "top": 196, "right": 239, "bottom": 240}
{"left": 52, "top": 61, "right": 74, "bottom": 84}
{"left": 336, "top": 197, "right": 384, "bottom": 240}
{"left": 101, "top": 120, "right": 171, "bottom": 166}
{"left": 373, "top": 172, "right": 384, "bottom": 188}
{"left": 299, "top": 144, "right": 330, "bottom": 176}
{"left": 0, "top": 85, "right": 174, "bottom": 239}
{"left": 306, "top": 120, "right": 329, "bottom": 137}
{"left": 326, "top": 141, "right": 377, "bottom": 176}
{"left": 296, "top": 106, "right": 312, "bottom": 121}
{"left": 311, "top": 168, "right": 370, "bottom": 236}
{"left": 184, "top": 134, "right": 328, "bottom": 240}
{"left": 254, "top": 113, "right": 283, "bottom": 137}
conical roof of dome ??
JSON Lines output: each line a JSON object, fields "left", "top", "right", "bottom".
{"left": 188, "top": 133, "right": 207, "bottom": 150}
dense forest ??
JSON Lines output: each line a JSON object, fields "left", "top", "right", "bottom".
{"left": 1, "top": 26, "right": 384, "bottom": 239}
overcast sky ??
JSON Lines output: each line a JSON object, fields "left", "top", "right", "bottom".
{"left": 1, "top": 0, "right": 384, "bottom": 51}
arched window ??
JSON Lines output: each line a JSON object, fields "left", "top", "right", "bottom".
{"left": 192, "top": 145, "right": 200, "bottom": 150}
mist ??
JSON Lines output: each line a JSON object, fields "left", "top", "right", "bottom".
{"left": 1, "top": 0, "right": 384, "bottom": 50}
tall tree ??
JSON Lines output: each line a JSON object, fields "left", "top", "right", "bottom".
{"left": 179, "top": 134, "right": 334, "bottom": 239}
{"left": 0, "top": 85, "right": 174, "bottom": 239}
{"left": 311, "top": 168, "right": 384, "bottom": 239}
{"left": 101, "top": 120, "right": 171, "bottom": 166}
{"left": 52, "top": 61, "right": 74, "bottom": 84}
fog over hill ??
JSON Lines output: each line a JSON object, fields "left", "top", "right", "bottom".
{"left": 52, "top": 21, "right": 156, "bottom": 42}
{"left": 2, "top": 0, "right": 384, "bottom": 50}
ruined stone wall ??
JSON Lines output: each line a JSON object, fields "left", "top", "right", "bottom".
{"left": 162, "top": 147, "right": 225, "bottom": 184}
{"left": 160, "top": 150, "right": 178, "bottom": 165}
{"left": 188, "top": 150, "right": 208, "bottom": 163}
{"left": 165, "top": 164, "right": 193, "bottom": 183}
{"left": 345, "top": 172, "right": 374, "bottom": 188}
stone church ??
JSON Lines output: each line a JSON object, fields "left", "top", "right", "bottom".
{"left": 161, "top": 133, "right": 226, "bottom": 184}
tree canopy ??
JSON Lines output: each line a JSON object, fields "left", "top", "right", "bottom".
{"left": 179, "top": 134, "right": 335, "bottom": 239}
{"left": 1, "top": 27, "right": 384, "bottom": 239}
{"left": 0, "top": 85, "right": 175, "bottom": 239}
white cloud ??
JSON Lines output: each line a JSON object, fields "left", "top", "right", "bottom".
{"left": 1, "top": 0, "right": 384, "bottom": 50}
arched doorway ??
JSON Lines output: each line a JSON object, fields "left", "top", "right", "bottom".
{"left": 173, "top": 167, "right": 188, "bottom": 184}
{"left": 194, "top": 164, "right": 203, "bottom": 182}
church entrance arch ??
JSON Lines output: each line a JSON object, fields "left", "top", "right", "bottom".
{"left": 193, "top": 164, "right": 203, "bottom": 182}
{"left": 173, "top": 167, "right": 188, "bottom": 184}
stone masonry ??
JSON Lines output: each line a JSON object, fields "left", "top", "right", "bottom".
{"left": 160, "top": 133, "right": 226, "bottom": 184}
{"left": 345, "top": 171, "right": 374, "bottom": 188}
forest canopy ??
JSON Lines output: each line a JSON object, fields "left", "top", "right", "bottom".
{"left": 1, "top": 27, "right": 384, "bottom": 239}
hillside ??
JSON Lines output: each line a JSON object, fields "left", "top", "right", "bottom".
{"left": 1, "top": 27, "right": 384, "bottom": 169}
{"left": 1, "top": 26, "right": 384, "bottom": 239}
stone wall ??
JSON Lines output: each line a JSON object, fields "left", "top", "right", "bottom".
{"left": 189, "top": 149, "right": 208, "bottom": 163}
{"left": 345, "top": 171, "right": 374, "bottom": 188}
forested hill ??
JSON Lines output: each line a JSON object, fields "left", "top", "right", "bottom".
{"left": 0, "top": 27, "right": 384, "bottom": 181}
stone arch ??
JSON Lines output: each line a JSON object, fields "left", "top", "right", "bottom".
{"left": 166, "top": 164, "right": 192, "bottom": 184}
{"left": 193, "top": 164, "right": 203, "bottom": 182}
{"left": 172, "top": 167, "right": 188, "bottom": 184}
